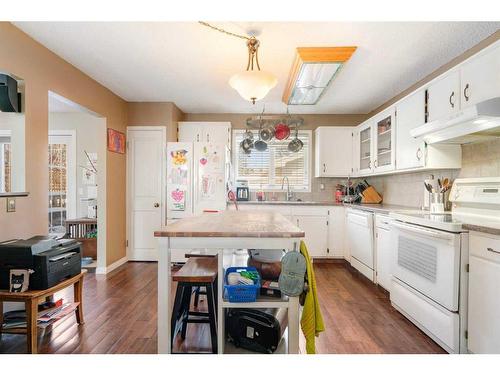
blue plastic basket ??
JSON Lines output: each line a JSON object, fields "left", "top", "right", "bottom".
{"left": 224, "top": 267, "right": 261, "bottom": 303}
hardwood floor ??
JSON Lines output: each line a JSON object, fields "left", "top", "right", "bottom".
{"left": 0, "top": 261, "right": 445, "bottom": 354}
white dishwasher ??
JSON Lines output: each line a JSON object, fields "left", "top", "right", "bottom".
{"left": 346, "top": 208, "right": 375, "bottom": 281}
{"left": 468, "top": 232, "right": 500, "bottom": 354}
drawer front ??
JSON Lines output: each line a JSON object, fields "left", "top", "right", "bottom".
{"left": 470, "top": 232, "right": 500, "bottom": 262}
{"left": 291, "top": 206, "right": 330, "bottom": 216}
{"left": 391, "top": 278, "right": 459, "bottom": 353}
{"left": 236, "top": 204, "right": 293, "bottom": 216}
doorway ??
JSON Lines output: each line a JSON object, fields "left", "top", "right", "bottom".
{"left": 127, "top": 126, "right": 166, "bottom": 261}
{"left": 48, "top": 91, "right": 107, "bottom": 272}
{"left": 48, "top": 131, "right": 76, "bottom": 234}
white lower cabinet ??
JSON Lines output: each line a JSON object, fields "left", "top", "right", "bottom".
{"left": 293, "top": 215, "right": 328, "bottom": 257}
{"left": 233, "top": 204, "right": 344, "bottom": 258}
{"left": 468, "top": 231, "right": 500, "bottom": 354}
{"left": 375, "top": 214, "right": 392, "bottom": 291}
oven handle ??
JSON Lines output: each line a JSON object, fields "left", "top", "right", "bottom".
{"left": 391, "top": 221, "right": 457, "bottom": 241}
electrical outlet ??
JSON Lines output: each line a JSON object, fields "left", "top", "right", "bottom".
{"left": 320, "top": 183, "right": 325, "bottom": 190}
{"left": 6, "top": 197, "right": 16, "bottom": 212}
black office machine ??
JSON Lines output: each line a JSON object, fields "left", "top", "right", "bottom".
{"left": 0, "top": 236, "right": 82, "bottom": 290}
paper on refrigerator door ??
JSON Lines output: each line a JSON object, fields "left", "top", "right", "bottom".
{"left": 168, "top": 147, "right": 189, "bottom": 211}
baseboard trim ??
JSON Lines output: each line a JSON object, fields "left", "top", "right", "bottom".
{"left": 96, "top": 256, "right": 128, "bottom": 275}
{"left": 313, "top": 258, "right": 348, "bottom": 264}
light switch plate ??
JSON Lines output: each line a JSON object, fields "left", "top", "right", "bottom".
{"left": 6, "top": 197, "right": 16, "bottom": 212}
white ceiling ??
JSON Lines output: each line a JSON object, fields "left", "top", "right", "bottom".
{"left": 16, "top": 22, "right": 500, "bottom": 114}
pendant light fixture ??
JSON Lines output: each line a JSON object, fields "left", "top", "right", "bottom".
{"left": 200, "top": 22, "right": 277, "bottom": 104}
{"left": 229, "top": 37, "right": 277, "bottom": 104}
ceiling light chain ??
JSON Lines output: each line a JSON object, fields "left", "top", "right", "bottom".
{"left": 198, "top": 21, "right": 251, "bottom": 41}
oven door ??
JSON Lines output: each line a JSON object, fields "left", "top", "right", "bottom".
{"left": 390, "top": 221, "right": 461, "bottom": 311}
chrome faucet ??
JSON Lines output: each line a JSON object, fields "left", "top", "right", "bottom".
{"left": 281, "top": 176, "right": 294, "bottom": 201}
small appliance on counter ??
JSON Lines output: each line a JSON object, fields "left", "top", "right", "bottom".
{"left": 0, "top": 236, "right": 82, "bottom": 290}
{"left": 236, "top": 179, "right": 250, "bottom": 201}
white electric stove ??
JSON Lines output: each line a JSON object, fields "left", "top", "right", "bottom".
{"left": 388, "top": 177, "right": 500, "bottom": 354}
{"left": 392, "top": 177, "right": 500, "bottom": 232}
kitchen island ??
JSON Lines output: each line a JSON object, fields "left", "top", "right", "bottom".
{"left": 154, "top": 210, "right": 305, "bottom": 354}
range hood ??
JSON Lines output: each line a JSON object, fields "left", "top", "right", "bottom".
{"left": 410, "top": 97, "right": 500, "bottom": 144}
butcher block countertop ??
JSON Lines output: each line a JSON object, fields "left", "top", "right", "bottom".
{"left": 155, "top": 210, "right": 305, "bottom": 238}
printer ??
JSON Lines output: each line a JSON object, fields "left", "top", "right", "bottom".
{"left": 0, "top": 236, "right": 82, "bottom": 290}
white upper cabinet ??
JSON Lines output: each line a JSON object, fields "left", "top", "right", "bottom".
{"left": 427, "top": 70, "right": 460, "bottom": 122}
{"left": 358, "top": 120, "right": 374, "bottom": 175}
{"left": 178, "top": 122, "right": 231, "bottom": 147}
{"left": 373, "top": 107, "right": 396, "bottom": 173}
{"left": 396, "top": 90, "right": 426, "bottom": 170}
{"left": 460, "top": 43, "right": 500, "bottom": 108}
{"left": 314, "top": 126, "right": 354, "bottom": 177}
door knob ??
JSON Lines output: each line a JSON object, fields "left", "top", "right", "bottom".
{"left": 154, "top": 203, "right": 160, "bottom": 208}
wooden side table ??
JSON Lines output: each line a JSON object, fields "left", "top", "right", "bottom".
{"left": 0, "top": 270, "right": 87, "bottom": 354}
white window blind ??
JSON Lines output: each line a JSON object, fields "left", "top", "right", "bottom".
{"left": 233, "top": 130, "right": 311, "bottom": 191}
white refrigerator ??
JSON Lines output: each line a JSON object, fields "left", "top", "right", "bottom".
{"left": 166, "top": 141, "right": 228, "bottom": 220}
{"left": 166, "top": 142, "right": 229, "bottom": 262}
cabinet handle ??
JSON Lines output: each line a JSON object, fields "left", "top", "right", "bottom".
{"left": 368, "top": 160, "right": 372, "bottom": 169}
{"left": 464, "top": 84, "right": 470, "bottom": 102}
{"left": 487, "top": 247, "right": 500, "bottom": 254}
{"left": 416, "top": 147, "right": 422, "bottom": 161}
{"left": 323, "top": 163, "right": 326, "bottom": 173}
{"left": 374, "top": 159, "right": 378, "bottom": 168}
{"left": 449, "top": 91, "right": 455, "bottom": 108}
{"left": 196, "top": 134, "right": 200, "bottom": 142}
{"left": 207, "top": 133, "right": 210, "bottom": 142}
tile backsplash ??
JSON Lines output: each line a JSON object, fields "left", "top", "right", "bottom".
{"left": 248, "top": 138, "right": 500, "bottom": 208}
{"left": 458, "top": 138, "right": 500, "bottom": 178}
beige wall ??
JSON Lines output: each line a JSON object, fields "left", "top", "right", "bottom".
{"left": 127, "top": 102, "right": 185, "bottom": 142}
{"left": 0, "top": 22, "right": 128, "bottom": 267}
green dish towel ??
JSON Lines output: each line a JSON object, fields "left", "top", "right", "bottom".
{"left": 300, "top": 240, "right": 325, "bottom": 354}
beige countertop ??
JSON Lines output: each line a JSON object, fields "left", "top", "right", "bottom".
{"left": 232, "top": 200, "right": 343, "bottom": 206}
{"left": 155, "top": 210, "right": 305, "bottom": 238}
{"left": 343, "top": 203, "right": 419, "bottom": 214}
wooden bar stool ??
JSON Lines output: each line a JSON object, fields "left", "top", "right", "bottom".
{"left": 171, "top": 256, "right": 218, "bottom": 354}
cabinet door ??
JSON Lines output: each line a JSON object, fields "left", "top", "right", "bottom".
{"left": 328, "top": 207, "right": 345, "bottom": 257}
{"left": 427, "top": 71, "right": 460, "bottom": 122}
{"left": 373, "top": 108, "right": 396, "bottom": 173}
{"left": 396, "top": 91, "right": 426, "bottom": 170}
{"left": 375, "top": 221, "right": 392, "bottom": 292}
{"left": 314, "top": 127, "right": 353, "bottom": 177}
{"left": 358, "top": 121, "right": 373, "bottom": 175}
{"left": 178, "top": 122, "right": 202, "bottom": 142}
{"left": 460, "top": 43, "right": 500, "bottom": 109}
{"left": 202, "top": 122, "right": 231, "bottom": 145}
{"left": 294, "top": 215, "right": 328, "bottom": 257}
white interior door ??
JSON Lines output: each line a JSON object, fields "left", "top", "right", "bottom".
{"left": 127, "top": 127, "right": 165, "bottom": 261}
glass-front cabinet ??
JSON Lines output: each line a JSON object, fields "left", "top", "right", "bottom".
{"left": 356, "top": 107, "right": 396, "bottom": 176}
{"left": 358, "top": 121, "right": 373, "bottom": 174}
{"left": 373, "top": 107, "right": 396, "bottom": 173}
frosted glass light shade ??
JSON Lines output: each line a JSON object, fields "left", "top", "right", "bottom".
{"left": 229, "top": 70, "right": 278, "bottom": 103}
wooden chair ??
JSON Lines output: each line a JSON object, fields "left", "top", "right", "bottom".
{"left": 171, "top": 256, "right": 218, "bottom": 353}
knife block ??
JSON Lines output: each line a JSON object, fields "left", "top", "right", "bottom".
{"left": 361, "top": 186, "right": 383, "bottom": 204}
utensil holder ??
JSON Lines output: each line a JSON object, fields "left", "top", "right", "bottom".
{"left": 430, "top": 192, "right": 449, "bottom": 213}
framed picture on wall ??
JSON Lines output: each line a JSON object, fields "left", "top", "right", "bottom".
{"left": 107, "top": 128, "right": 125, "bottom": 154}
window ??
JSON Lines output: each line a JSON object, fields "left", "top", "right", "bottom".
{"left": 48, "top": 132, "right": 76, "bottom": 235}
{"left": 233, "top": 130, "right": 311, "bottom": 191}
{"left": 0, "top": 135, "right": 12, "bottom": 193}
